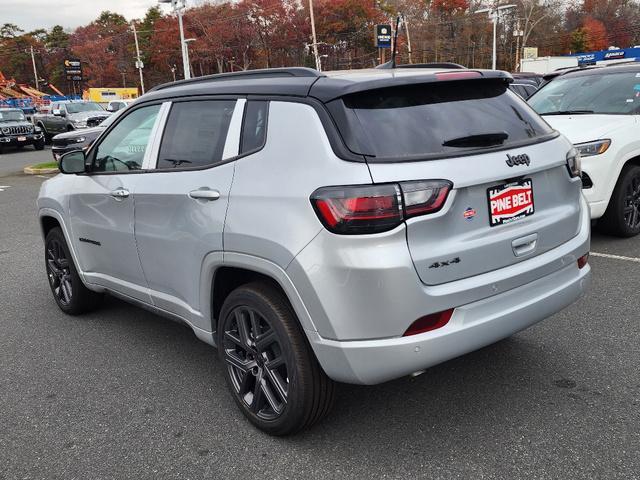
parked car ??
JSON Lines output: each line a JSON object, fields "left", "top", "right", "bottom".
{"left": 529, "top": 64, "right": 640, "bottom": 236}
{"left": 51, "top": 108, "right": 125, "bottom": 161}
{"left": 33, "top": 101, "right": 110, "bottom": 141}
{"left": 0, "top": 107, "right": 45, "bottom": 153}
{"left": 38, "top": 67, "right": 591, "bottom": 435}
{"left": 105, "top": 99, "right": 135, "bottom": 112}
{"left": 509, "top": 81, "right": 538, "bottom": 99}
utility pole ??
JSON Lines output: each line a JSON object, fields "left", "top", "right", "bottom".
{"left": 514, "top": 20, "right": 524, "bottom": 73}
{"left": 30, "top": 46, "right": 39, "bottom": 91}
{"left": 475, "top": 4, "right": 516, "bottom": 70}
{"left": 159, "top": 0, "right": 191, "bottom": 79}
{"left": 132, "top": 22, "right": 145, "bottom": 94}
{"left": 308, "top": 0, "right": 321, "bottom": 71}
{"left": 403, "top": 15, "right": 413, "bottom": 64}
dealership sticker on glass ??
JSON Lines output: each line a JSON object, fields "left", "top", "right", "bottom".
{"left": 487, "top": 179, "right": 534, "bottom": 227}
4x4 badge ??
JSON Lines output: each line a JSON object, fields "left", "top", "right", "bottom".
{"left": 506, "top": 153, "right": 531, "bottom": 167}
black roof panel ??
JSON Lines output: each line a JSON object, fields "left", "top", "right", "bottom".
{"left": 139, "top": 67, "right": 512, "bottom": 104}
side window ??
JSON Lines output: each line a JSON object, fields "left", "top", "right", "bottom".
{"left": 93, "top": 104, "right": 161, "bottom": 172}
{"left": 241, "top": 101, "right": 269, "bottom": 154}
{"left": 156, "top": 100, "right": 236, "bottom": 169}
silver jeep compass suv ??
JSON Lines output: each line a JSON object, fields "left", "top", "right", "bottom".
{"left": 38, "top": 67, "right": 591, "bottom": 435}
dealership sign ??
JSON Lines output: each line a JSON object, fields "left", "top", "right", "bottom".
{"left": 64, "top": 59, "right": 83, "bottom": 81}
{"left": 375, "top": 24, "right": 392, "bottom": 48}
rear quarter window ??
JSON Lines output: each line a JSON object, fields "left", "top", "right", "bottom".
{"left": 329, "top": 80, "right": 554, "bottom": 161}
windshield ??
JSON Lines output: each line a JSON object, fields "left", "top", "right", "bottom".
{"left": 0, "top": 110, "right": 26, "bottom": 122}
{"left": 66, "top": 102, "right": 104, "bottom": 113}
{"left": 529, "top": 71, "right": 640, "bottom": 115}
{"left": 333, "top": 80, "right": 553, "bottom": 160}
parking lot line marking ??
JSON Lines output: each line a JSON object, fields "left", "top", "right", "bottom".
{"left": 0, "top": 185, "right": 11, "bottom": 192}
{"left": 591, "top": 251, "right": 640, "bottom": 263}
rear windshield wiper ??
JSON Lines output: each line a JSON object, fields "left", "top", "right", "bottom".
{"left": 540, "top": 110, "right": 594, "bottom": 116}
{"left": 442, "top": 132, "right": 509, "bottom": 148}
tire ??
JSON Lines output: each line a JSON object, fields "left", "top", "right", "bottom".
{"left": 598, "top": 164, "right": 640, "bottom": 237}
{"left": 38, "top": 123, "right": 52, "bottom": 145}
{"left": 34, "top": 139, "right": 45, "bottom": 151}
{"left": 217, "top": 282, "right": 335, "bottom": 436}
{"left": 44, "top": 227, "right": 103, "bottom": 315}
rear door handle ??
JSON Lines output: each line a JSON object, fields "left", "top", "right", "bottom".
{"left": 189, "top": 189, "right": 220, "bottom": 201}
{"left": 109, "top": 188, "right": 130, "bottom": 199}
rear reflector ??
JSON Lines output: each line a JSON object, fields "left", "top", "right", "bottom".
{"left": 403, "top": 309, "right": 454, "bottom": 337}
{"left": 311, "top": 180, "right": 452, "bottom": 235}
{"left": 577, "top": 253, "right": 589, "bottom": 269}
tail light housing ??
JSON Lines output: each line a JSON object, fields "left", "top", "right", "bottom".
{"left": 577, "top": 253, "right": 589, "bottom": 269}
{"left": 311, "top": 180, "right": 452, "bottom": 235}
{"left": 566, "top": 147, "right": 582, "bottom": 178}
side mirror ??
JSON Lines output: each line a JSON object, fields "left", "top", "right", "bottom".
{"left": 52, "top": 109, "right": 61, "bottom": 116}
{"left": 58, "top": 151, "right": 86, "bottom": 174}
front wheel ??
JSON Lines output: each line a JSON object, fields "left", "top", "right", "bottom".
{"left": 34, "top": 139, "right": 45, "bottom": 151}
{"left": 217, "top": 282, "right": 335, "bottom": 435}
{"left": 599, "top": 164, "right": 640, "bottom": 237}
{"left": 44, "top": 227, "right": 103, "bottom": 315}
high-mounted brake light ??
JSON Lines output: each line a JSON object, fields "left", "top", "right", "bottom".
{"left": 311, "top": 180, "right": 452, "bottom": 235}
{"left": 434, "top": 71, "right": 482, "bottom": 81}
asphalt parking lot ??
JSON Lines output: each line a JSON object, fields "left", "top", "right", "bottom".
{"left": 1, "top": 147, "right": 639, "bottom": 480}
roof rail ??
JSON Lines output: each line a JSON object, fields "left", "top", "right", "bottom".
{"left": 149, "top": 67, "right": 323, "bottom": 92}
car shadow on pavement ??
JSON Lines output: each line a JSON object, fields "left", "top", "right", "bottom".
{"left": 91, "top": 294, "right": 559, "bottom": 444}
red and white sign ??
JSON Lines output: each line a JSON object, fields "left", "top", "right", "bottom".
{"left": 487, "top": 179, "right": 535, "bottom": 226}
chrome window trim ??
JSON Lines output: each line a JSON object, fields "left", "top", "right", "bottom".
{"left": 222, "top": 98, "right": 245, "bottom": 160}
{"left": 142, "top": 101, "right": 172, "bottom": 170}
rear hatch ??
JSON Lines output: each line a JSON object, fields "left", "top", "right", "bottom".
{"left": 326, "top": 77, "right": 582, "bottom": 285}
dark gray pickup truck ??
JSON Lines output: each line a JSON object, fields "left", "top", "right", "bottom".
{"left": 0, "top": 108, "right": 45, "bottom": 152}
{"left": 33, "top": 101, "right": 110, "bottom": 142}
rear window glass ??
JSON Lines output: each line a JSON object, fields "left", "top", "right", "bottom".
{"left": 334, "top": 80, "right": 553, "bottom": 160}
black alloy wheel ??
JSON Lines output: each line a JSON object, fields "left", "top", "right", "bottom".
{"left": 600, "top": 164, "right": 640, "bottom": 237}
{"left": 218, "top": 283, "right": 335, "bottom": 435}
{"left": 222, "top": 305, "right": 289, "bottom": 420}
{"left": 44, "top": 227, "right": 102, "bottom": 314}
{"left": 622, "top": 171, "right": 640, "bottom": 231}
{"left": 46, "top": 237, "right": 73, "bottom": 307}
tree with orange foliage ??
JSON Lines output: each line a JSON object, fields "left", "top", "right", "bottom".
{"left": 582, "top": 16, "right": 608, "bottom": 50}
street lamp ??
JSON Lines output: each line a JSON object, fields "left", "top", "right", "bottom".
{"left": 475, "top": 4, "right": 516, "bottom": 70}
{"left": 158, "top": 0, "right": 191, "bottom": 79}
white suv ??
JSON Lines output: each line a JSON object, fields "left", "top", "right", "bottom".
{"left": 529, "top": 64, "right": 640, "bottom": 236}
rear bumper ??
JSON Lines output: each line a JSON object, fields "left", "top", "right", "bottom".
{"left": 291, "top": 195, "right": 591, "bottom": 385}
{"left": 307, "top": 260, "right": 590, "bottom": 384}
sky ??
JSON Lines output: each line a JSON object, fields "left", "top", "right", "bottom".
{"left": 0, "top": 0, "right": 204, "bottom": 32}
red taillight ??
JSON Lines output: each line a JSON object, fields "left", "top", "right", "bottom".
{"left": 403, "top": 309, "right": 454, "bottom": 337}
{"left": 312, "top": 184, "right": 403, "bottom": 234}
{"left": 577, "top": 253, "right": 589, "bottom": 269}
{"left": 311, "top": 180, "right": 452, "bottom": 235}
{"left": 434, "top": 71, "right": 482, "bottom": 81}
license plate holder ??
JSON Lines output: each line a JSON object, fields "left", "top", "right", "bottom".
{"left": 487, "top": 178, "right": 535, "bottom": 227}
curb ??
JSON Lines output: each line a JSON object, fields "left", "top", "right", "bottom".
{"left": 24, "top": 166, "right": 59, "bottom": 175}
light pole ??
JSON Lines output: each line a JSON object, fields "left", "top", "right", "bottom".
{"left": 475, "top": 4, "right": 516, "bottom": 70}
{"left": 184, "top": 38, "right": 195, "bottom": 77}
{"left": 158, "top": 0, "right": 191, "bottom": 79}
